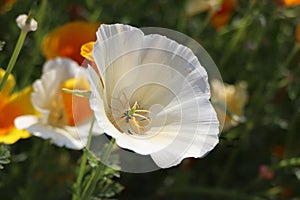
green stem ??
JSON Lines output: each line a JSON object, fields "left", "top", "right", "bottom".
{"left": 0, "top": 30, "right": 27, "bottom": 91}
{"left": 284, "top": 111, "right": 299, "bottom": 158}
{"left": 21, "top": 0, "right": 48, "bottom": 87}
{"left": 101, "top": 138, "right": 116, "bottom": 162}
{"left": 279, "top": 43, "right": 300, "bottom": 76}
{"left": 196, "top": 11, "right": 214, "bottom": 37}
{"left": 219, "top": 18, "right": 249, "bottom": 68}
{"left": 81, "top": 138, "right": 116, "bottom": 199}
{"left": 176, "top": 1, "right": 187, "bottom": 32}
{"left": 72, "top": 116, "right": 95, "bottom": 200}
{"left": 18, "top": 139, "right": 49, "bottom": 199}
{"left": 217, "top": 149, "right": 238, "bottom": 186}
{"left": 219, "top": 0, "right": 257, "bottom": 68}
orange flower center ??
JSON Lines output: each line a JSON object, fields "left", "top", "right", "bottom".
{"left": 48, "top": 77, "right": 92, "bottom": 127}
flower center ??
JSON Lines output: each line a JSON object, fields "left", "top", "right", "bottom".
{"left": 48, "top": 94, "right": 68, "bottom": 127}
{"left": 109, "top": 93, "right": 151, "bottom": 136}
{"left": 47, "top": 77, "right": 90, "bottom": 127}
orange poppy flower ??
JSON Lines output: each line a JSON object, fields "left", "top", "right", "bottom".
{"left": 0, "top": 0, "right": 17, "bottom": 14}
{"left": 281, "top": 0, "right": 300, "bottom": 6}
{"left": 42, "top": 21, "right": 100, "bottom": 64}
{"left": 210, "top": 0, "right": 237, "bottom": 29}
{"left": 271, "top": 145, "right": 285, "bottom": 159}
{"left": 0, "top": 69, "right": 35, "bottom": 144}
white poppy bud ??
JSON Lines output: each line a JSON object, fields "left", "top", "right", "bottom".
{"left": 16, "top": 14, "right": 38, "bottom": 32}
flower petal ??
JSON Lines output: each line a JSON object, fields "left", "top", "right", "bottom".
{"left": 42, "top": 21, "right": 100, "bottom": 64}
{"left": 101, "top": 33, "right": 216, "bottom": 157}
{"left": 0, "top": 68, "right": 15, "bottom": 97}
{"left": 32, "top": 58, "right": 79, "bottom": 114}
{"left": 85, "top": 66, "right": 120, "bottom": 138}
{"left": 150, "top": 100, "right": 219, "bottom": 168}
{"left": 15, "top": 115, "right": 86, "bottom": 149}
{"left": 93, "top": 24, "right": 145, "bottom": 103}
{"left": 81, "top": 41, "right": 95, "bottom": 61}
{"left": 0, "top": 87, "right": 35, "bottom": 144}
{"left": 0, "top": 129, "right": 31, "bottom": 144}
{"left": 42, "top": 57, "right": 79, "bottom": 76}
{"left": 89, "top": 24, "right": 220, "bottom": 168}
{"left": 14, "top": 115, "right": 39, "bottom": 129}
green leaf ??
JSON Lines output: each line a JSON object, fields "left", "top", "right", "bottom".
{"left": 61, "top": 88, "right": 91, "bottom": 98}
{"left": 0, "top": 145, "right": 10, "bottom": 170}
{"left": 86, "top": 149, "right": 100, "bottom": 168}
{"left": 0, "top": 41, "right": 5, "bottom": 51}
{"left": 101, "top": 180, "right": 124, "bottom": 198}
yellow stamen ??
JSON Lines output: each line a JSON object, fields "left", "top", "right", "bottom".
{"left": 109, "top": 93, "right": 152, "bottom": 135}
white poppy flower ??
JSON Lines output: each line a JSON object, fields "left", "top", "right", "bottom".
{"left": 86, "top": 24, "right": 219, "bottom": 168}
{"left": 15, "top": 58, "right": 102, "bottom": 149}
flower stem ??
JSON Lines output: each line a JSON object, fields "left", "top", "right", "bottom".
{"left": 81, "top": 138, "right": 116, "bottom": 199}
{"left": 284, "top": 111, "right": 299, "bottom": 158}
{"left": 0, "top": 30, "right": 27, "bottom": 91}
{"left": 219, "top": 0, "right": 256, "bottom": 68}
{"left": 72, "top": 116, "right": 95, "bottom": 200}
{"left": 195, "top": 11, "right": 214, "bottom": 37}
{"left": 21, "top": 0, "right": 48, "bottom": 87}
{"left": 279, "top": 43, "right": 300, "bottom": 74}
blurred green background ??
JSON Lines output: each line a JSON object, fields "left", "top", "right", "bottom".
{"left": 1, "top": 0, "right": 300, "bottom": 199}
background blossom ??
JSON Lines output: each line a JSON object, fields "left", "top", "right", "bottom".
{"left": 15, "top": 58, "right": 101, "bottom": 149}
{"left": 0, "top": 0, "right": 16, "bottom": 14}
{"left": 185, "top": 0, "right": 237, "bottom": 29}
{"left": 210, "top": 0, "right": 237, "bottom": 29}
{"left": 211, "top": 80, "right": 248, "bottom": 131}
{"left": 0, "top": 69, "right": 34, "bottom": 144}
{"left": 281, "top": 0, "right": 300, "bottom": 6}
{"left": 41, "top": 21, "right": 100, "bottom": 64}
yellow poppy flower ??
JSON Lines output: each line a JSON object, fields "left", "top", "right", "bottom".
{"left": 42, "top": 21, "right": 100, "bottom": 64}
{"left": 185, "top": 0, "right": 237, "bottom": 30}
{"left": 211, "top": 80, "right": 248, "bottom": 131}
{"left": 81, "top": 41, "right": 95, "bottom": 62}
{"left": 0, "top": 69, "right": 34, "bottom": 144}
{"left": 185, "top": 0, "right": 214, "bottom": 16}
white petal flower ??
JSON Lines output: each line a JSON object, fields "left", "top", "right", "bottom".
{"left": 16, "top": 14, "right": 38, "bottom": 32}
{"left": 15, "top": 58, "right": 102, "bottom": 149}
{"left": 86, "top": 24, "right": 219, "bottom": 168}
